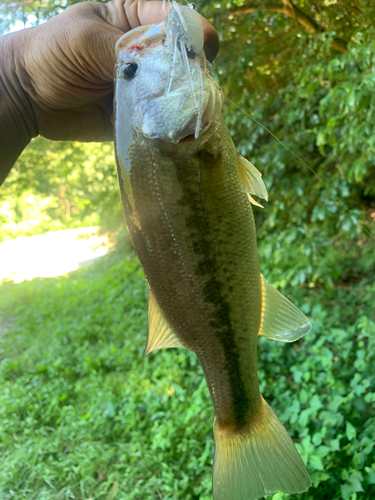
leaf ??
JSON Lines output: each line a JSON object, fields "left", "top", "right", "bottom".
{"left": 319, "top": 410, "right": 344, "bottom": 427}
{"left": 365, "top": 467, "right": 375, "bottom": 485}
{"left": 330, "top": 439, "right": 340, "bottom": 452}
{"left": 310, "top": 455, "right": 324, "bottom": 471}
{"left": 346, "top": 422, "right": 357, "bottom": 441}
{"left": 348, "top": 474, "right": 364, "bottom": 493}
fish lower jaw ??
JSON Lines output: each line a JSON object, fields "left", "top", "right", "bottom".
{"left": 177, "top": 133, "right": 196, "bottom": 144}
{"left": 153, "top": 121, "right": 210, "bottom": 145}
{"left": 178, "top": 121, "right": 210, "bottom": 143}
{"left": 139, "top": 121, "right": 211, "bottom": 149}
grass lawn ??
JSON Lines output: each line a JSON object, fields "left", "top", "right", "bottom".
{"left": 1, "top": 252, "right": 374, "bottom": 500}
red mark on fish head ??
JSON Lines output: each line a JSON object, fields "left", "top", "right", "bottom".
{"left": 127, "top": 45, "right": 142, "bottom": 53}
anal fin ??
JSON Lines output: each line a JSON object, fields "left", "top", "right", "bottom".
{"left": 259, "top": 274, "right": 311, "bottom": 342}
{"left": 145, "top": 289, "right": 186, "bottom": 355}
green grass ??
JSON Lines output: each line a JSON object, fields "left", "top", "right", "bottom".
{"left": 0, "top": 254, "right": 374, "bottom": 500}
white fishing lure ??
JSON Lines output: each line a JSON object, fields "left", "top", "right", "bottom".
{"left": 166, "top": 2, "right": 204, "bottom": 56}
{"left": 164, "top": 1, "right": 205, "bottom": 137}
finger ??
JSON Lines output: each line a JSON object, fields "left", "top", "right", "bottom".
{"left": 35, "top": 94, "right": 114, "bottom": 142}
{"left": 104, "top": 0, "right": 170, "bottom": 32}
{"left": 199, "top": 16, "right": 219, "bottom": 62}
{"left": 37, "top": 2, "right": 125, "bottom": 82}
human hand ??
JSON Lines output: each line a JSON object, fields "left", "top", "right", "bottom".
{"left": 6, "top": 0, "right": 219, "bottom": 143}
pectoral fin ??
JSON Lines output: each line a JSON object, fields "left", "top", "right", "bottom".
{"left": 145, "top": 289, "right": 185, "bottom": 354}
{"left": 238, "top": 154, "right": 268, "bottom": 208}
{"left": 259, "top": 274, "right": 311, "bottom": 342}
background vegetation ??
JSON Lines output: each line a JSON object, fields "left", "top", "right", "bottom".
{"left": 1, "top": 0, "right": 374, "bottom": 499}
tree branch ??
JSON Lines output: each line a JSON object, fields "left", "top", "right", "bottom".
{"left": 231, "top": 1, "right": 348, "bottom": 53}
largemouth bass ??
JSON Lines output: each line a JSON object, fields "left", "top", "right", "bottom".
{"left": 114, "top": 4, "right": 312, "bottom": 499}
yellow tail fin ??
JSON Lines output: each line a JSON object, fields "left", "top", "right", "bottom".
{"left": 213, "top": 397, "right": 311, "bottom": 500}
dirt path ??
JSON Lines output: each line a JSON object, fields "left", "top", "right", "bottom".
{"left": 0, "top": 227, "right": 112, "bottom": 283}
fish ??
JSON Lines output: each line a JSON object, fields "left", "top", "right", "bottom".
{"left": 114, "top": 3, "right": 312, "bottom": 499}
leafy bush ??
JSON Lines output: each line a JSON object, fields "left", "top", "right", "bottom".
{"left": 0, "top": 255, "right": 374, "bottom": 499}
{"left": 215, "top": 32, "right": 375, "bottom": 291}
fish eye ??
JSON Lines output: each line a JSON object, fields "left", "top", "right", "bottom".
{"left": 123, "top": 62, "right": 138, "bottom": 80}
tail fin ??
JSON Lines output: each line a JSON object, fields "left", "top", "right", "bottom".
{"left": 213, "top": 397, "right": 311, "bottom": 500}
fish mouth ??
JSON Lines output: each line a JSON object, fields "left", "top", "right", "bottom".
{"left": 138, "top": 72, "right": 223, "bottom": 144}
{"left": 178, "top": 122, "right": 210, "bottom": 143}
{"left": 151, "top": 121, "right": 211, "bottom": 145}
{"left": 143, "top": 120, "right": 211, "bottom": 146}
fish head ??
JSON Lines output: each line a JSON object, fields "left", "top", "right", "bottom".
{"left": 115, "top": 6, "right": 223, "bottom": 146}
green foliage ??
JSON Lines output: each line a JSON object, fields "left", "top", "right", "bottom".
{"left": 213, "top": 31, "right": 375, "bottom": 289}
{"left": 316, "top": 30, "right": 375, "bottom": 193}
{"left": 0, "top": 0, "right": 96, "bottom": 34}
{"left": 258, "top": 289, "right": 375, "bottom": 500}
{"left": 0, "top": 256, "right": 374, "bottom": 499}
{"left": 0, "top": 138, "right": 123, "bottom": 241}
{"left": 204, "top": 0, "right": 375, "bottom": 96}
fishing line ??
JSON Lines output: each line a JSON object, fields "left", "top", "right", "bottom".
{"left": 226, "top": 97, "right": 372, "bottom": 238}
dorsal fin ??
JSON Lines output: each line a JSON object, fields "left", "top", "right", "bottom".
{"left": 259, "top": 274, "right": 311, "bottom": 342}
{"left": 237, "top": 154, "right": 268, "bottom": 208}
{"left": 145, "top": 289, "right": 186, "bottom": 355}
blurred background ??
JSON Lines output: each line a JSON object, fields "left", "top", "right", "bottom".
{"left": 0, "top": 1, "right": 374, "bottom": 499}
